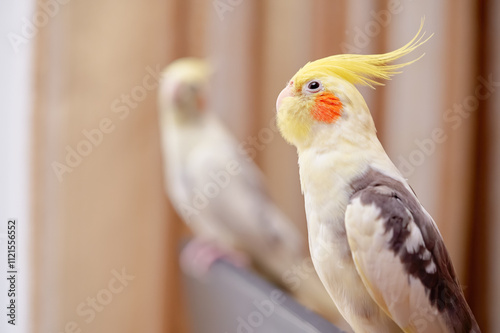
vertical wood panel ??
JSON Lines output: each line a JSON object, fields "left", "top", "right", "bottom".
{"left": 185, "top": 0, "right": 210, "bottom": 56}
{"left": 343, "top": 0, "right": 388, "bottom": 142}
{"left": 436, "top": 0, "right": 478, "bottom": 282}
{"left": 311, "top": 0, "right": 347, "bottom": 58}
{"left": 207, "top": 0, "right": 261, "bottom": 142}
{"left": 165, "top": 2, "right": 210, "bottom": 331}
{"left": 469, "top": 0, "right": 499, "bottom": 331}
{"left": 32, "top": 1, "right": 174, "bottom": 332}
{"left": 383, "top": 2, "right": 447, "bottom": 220}
{"left": 486, "top": 2, "right": 500, "bottom": 330}
{"left": 259, "top": 0, "right": 313, "bottom": 233}
{"left": 485, "top": 0, "right": 500, "bottom": 326}
{"left": 382, "top": 1, "right": 477, "bottom": 280}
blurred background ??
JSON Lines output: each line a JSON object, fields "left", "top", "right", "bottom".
{"left": 1, "top": 0, "right": 499, "bottom": 332}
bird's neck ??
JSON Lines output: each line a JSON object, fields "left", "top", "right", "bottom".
{"left": 297, "top": 127, "right": 392, "bottom": 185}
{"left": 159, "top": 106, "right": 208, "bottom": 168}
{"left": 297, "top": 129, "right": 401, "bottom": 218}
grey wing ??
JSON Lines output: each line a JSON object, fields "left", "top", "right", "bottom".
{"left": 345, "top": 180, "right": 479, "bottom": 333}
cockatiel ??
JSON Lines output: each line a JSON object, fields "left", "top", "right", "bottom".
{"left": 158, "top": 58, "right": 347, "bottom": 328}
{"left": 275, "top": 24, "right": 480, "bottom": 333}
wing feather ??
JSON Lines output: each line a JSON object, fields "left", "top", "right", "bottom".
{"left": 345, "top": 177, "right": 478, "bottom": 333}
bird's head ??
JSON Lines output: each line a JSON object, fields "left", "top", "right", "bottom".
{"left": 159, "top": 58, "right": 210, "bottom": 123}
{"left": 276, "top": 22, "right": 430, "bottom": 150}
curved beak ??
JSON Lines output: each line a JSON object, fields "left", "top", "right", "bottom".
{"left": 276, "top": 82, "right": 294, "bottom": 113}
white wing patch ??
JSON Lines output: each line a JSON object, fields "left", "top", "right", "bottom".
{"left": 345, "top": 197, "right": 449, "bottom": 333}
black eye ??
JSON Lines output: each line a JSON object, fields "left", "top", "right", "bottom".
{"left": 308, "top": 81, "right": 319, "bottom": 89}
{"left": 304, "top": 80, "right": 323, "bottom": 94}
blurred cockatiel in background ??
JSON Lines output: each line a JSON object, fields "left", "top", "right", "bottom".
{"left": 275, "top": 22, "right": 480, "bottom": 333}
{"left": 157, "top": 58, "right": 347, "bottom": 328}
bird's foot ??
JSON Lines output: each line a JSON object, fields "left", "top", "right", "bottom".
{"left": 180, "top": 238, "right": 249, "bottom": 278}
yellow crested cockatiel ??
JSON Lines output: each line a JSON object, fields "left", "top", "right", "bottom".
{"left": 275, "top": 24, "right": 480, "bottom": 333}
{"left": 158, "top": 58, "right": 348, "bottom": 328}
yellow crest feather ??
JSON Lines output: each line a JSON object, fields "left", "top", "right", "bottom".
{"left": 293, "top": 19, "right": 432, "bottom": 89}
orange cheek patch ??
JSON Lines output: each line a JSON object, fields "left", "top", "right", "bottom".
{"left": 311, "top": 92, "right": 343, "bottom": 123}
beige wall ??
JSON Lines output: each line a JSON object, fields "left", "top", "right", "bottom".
{"left": 32, "top": 1, "right": 178, "bottom": 332}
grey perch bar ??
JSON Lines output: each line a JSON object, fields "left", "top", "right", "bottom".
{"left": 182, "top": 258, "right": 345, "bottom": 333}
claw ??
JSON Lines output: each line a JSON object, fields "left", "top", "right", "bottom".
{"left": 180, "top": 238, "right": 249, "bottom": 278}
